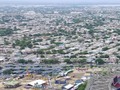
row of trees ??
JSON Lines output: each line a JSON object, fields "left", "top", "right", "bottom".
{"left": 42, "top": 59, "right": 60, "bottom": 64}
{"left": 64, "top": 59, "right": 87, "bottom": 64}
{"left": 64, "top": 58, "right": 105, "bottom": 65}
{"left": 17, "top": 59, "right": 34, "bottom": 64}
{"left": 36, "top": 49, "right": 66, "bottom": 54}
{"left": 99, "top": 54, "right": 109, "bottom": 58}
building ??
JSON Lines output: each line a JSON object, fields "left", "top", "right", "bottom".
{"left": 27, "top": 80, "right": 47, "bottom": 89}
{"left": 62, "top": 84, "right": 74, "bottom": 90}
{"left": 3, "top": 80, "right": 20, "bottom": 88}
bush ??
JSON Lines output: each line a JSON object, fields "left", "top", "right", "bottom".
{"left": 77, "top": 82, "right": 87, "bottom": 90}
{"left": 95, "top": 58, "right": 105, "bottom": 65}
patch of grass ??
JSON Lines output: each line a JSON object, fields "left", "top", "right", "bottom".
{"left": 77, "top": 82, "right": 87, "bottom": 90}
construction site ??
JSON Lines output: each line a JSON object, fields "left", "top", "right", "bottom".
{"left": 0, "top": 66, "right": 105, "bottom": 90}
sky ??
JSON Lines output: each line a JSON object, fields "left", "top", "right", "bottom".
{"left": 0, "top": 0, "right": 120, "bottom": 4}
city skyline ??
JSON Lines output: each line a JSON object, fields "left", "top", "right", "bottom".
{"left": 1, "top": 0, "right": 120, "bottom": 4}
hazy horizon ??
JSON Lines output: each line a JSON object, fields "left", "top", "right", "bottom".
{"left": 1, "top": 0, "right": 120, "bottom": 5}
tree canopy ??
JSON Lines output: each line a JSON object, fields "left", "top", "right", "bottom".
{"left": 0, "top": 28, "right": 13, "bottom": 36}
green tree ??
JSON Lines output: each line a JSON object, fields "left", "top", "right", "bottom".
{"left": 3, "top": 69, "right": 13, "bottom": 74}
{"left": 0, "top": 28, "right": 13, "bottom": 36}
{"left": 14, "top": 37, "right": 33, "bottom": 49}
{"left": 64, "top": 59, "right": 72, "bottom": 64}
{"left": 37, "top": 49, "right": 45, "bottom": 54}
{"left": 95, "top": 58, "right": 105, "bottom": 65}
{"left": 78, "top": 59, "right": 87, "bottom": 64}
{"left": 17, "top": 59, "right": 27, "bottom": 64}
{"left": 102, "top": 47, "right": 109, "bottom": 51}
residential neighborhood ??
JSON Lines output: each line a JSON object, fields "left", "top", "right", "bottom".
{"left": 0, "top": 4, "right": 120, "bottom": 90}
